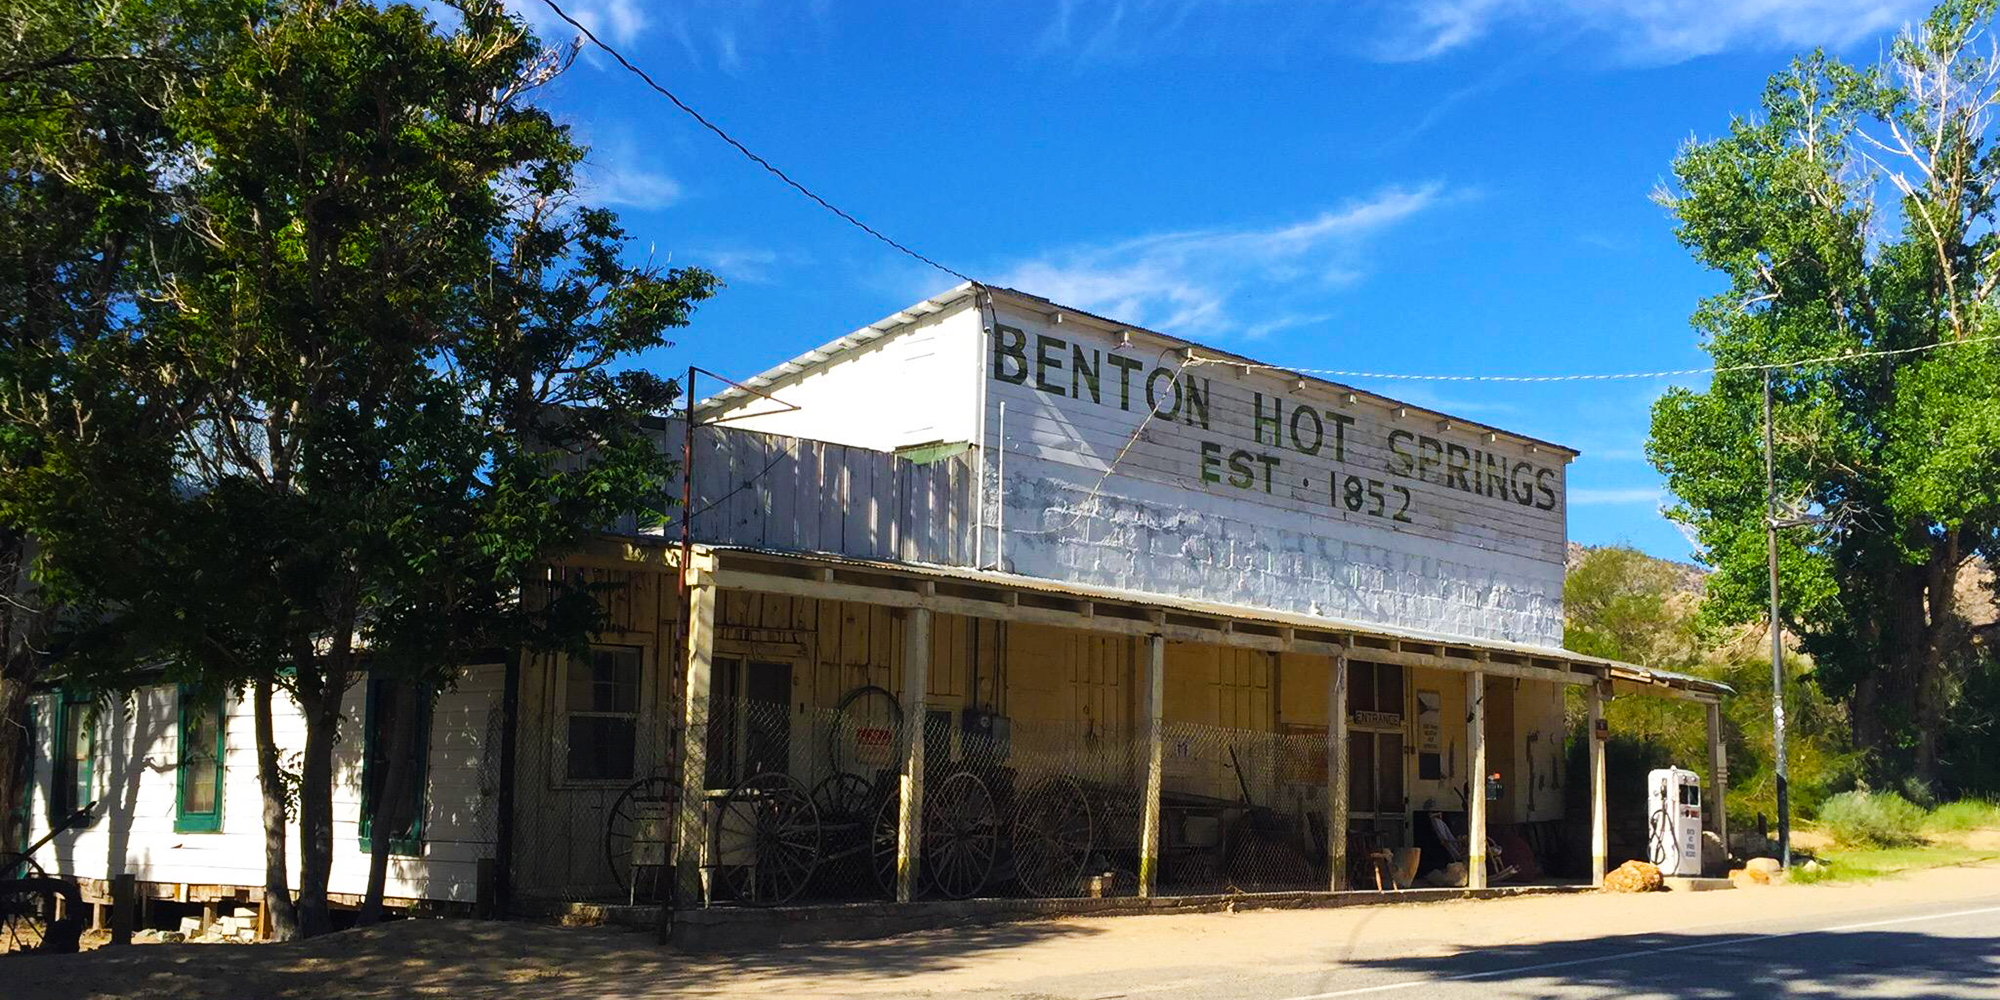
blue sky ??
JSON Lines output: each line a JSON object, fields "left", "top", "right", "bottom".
{"left": 510, "top": 0, "right": 1933, "bottom": 564}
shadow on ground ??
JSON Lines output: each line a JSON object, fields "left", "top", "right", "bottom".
{"left": 1334, "top": 926, "right": 2000, "bottom": 998}
{"left": 12, "top": 916, "right": 1106, "bottom": 1000}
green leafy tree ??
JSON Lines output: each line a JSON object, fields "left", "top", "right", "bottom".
{"left": 4, "top": 0, "right": 714, "bottom": 936}
{"left": 1649, "top": 1, "right": 2000, "bottom": 793}
{"left": 0, "top": 0, "right": 250, "bottom": 857}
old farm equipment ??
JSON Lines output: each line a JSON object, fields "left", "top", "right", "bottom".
{"left": 0, "top": 805, "right": 92, "bottom": 954}
{"left": 619, "top": 688, "right": 1319, "bottom": 906}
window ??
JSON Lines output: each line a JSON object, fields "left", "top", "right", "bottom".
{"left": 705, "top": 657, "right": 792, "bottom": 788}
{"left": 50, "top": 692, "right": 94, "bottom": 822}
{"left": 8, "top": 701, "right": 31, "bottom": 853}
{"left": 565, "top": 646, "right": 641, "bottom": 782}
{"left": 359, "top": 678, "right": 429, "bottom": 855}
{"left": 176, "top": 687, "right": 225, "bottom": 833}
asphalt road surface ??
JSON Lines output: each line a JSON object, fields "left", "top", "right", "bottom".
{"left": 933, "top": 893, "right": 2000, "bottom": 1000}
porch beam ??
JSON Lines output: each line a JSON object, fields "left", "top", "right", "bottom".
{"left": 1588, "top": 681, "right": 1609, "bottom": 887}
{"left": 1467, "top": 667, "right": 1488, "bottom": 890}
{"left": 675, "top": 579, "right": 717, "bottom": 905}
{"left": 1328, "top": 646, "right": 1350, "bottom": 891}
{"left": 1138, "top": 634, "right": 1166, "bottom": 898}
{"left": 895, "top": 606, "right": 933, "bottom": 903}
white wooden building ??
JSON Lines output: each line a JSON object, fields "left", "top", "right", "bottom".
{"left": 14, "top": 283, "right": 1728, "bottom": 926}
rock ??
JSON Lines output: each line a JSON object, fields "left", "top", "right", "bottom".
{"left": 1746, "top": 857, "right": 1783, "bottom": 876}
{"left": 1803, "top": 859, "right": 1826, "bottom": 873}
{"left": 1730, "top": 867, "right": 1771, "bottom": 888}
{"left": 158, "top": 930, "right": 187, "bottom": 944}
{"left": 1425, "top": 862, "right": 1468, "bottom": 888}
{"left": 179, "top": 916, "right": 203, "bottom": 936}
{"left": 1603, "top": 860, "right": 1665, "bottom": 893}
{"left": 1702, "top": 831, "right": 1728, "bottom": 870}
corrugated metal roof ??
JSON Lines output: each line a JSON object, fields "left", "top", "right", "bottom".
{"left": 693, "top": 542, "right": 1730, "bottom": 697}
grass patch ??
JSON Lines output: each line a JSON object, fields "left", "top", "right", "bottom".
{"left": 1815, "top": 790, "right": 1927, "bottom": 847}
{"left": 1924, "top": 799, "right": 2000, "bottom": 833}
{"left": 1789, "top": 844, "right": 1999, "bottom": 885}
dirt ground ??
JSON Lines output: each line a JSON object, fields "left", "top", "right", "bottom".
{"left": 13, "top": 860, "right": 2000, "bottom": 1000}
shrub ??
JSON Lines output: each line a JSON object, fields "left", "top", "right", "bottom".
{"left": 1816, "top": 790, "right": 1926, "bottom": 846}
{"left": 1924, "top": 799, "right": 2000, "bottom": 833}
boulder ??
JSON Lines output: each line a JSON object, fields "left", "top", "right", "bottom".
{"left": 1745, "top": 857, "right": 1783, "bottom": 876}
{"left": 1425, "top": 862, "right": 1468, "bottom": 888}
{"left": 1702, "top": 831, "right": 1728, "bottom": 871}
{"left": 1730, "top": 867, "right": 1773, "bottom": 888}
{"left": 1602, "top": 860, "right": 1664, "bottom": 893}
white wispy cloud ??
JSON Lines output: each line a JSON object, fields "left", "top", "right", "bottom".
{"left": 683, "top": 247, "right": 814, "bottom": 284}
{"left": 1569, "top": 486, "right": 1665, "bottom": 506}
{"left": 582, "top": 140, "right": 682, "bottom": 210}
{"left": 512, "top": 0, "right": 648, "bottom": 45}
{"left": 994, "top": 183, "right": 1450, "bottom": 339}
{"left": 1376, "top": 0, "right": 1929, "bottom": 64}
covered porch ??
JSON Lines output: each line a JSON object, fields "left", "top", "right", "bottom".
{"left": 644, "top": 542, "right": 1728, "bottom": 910}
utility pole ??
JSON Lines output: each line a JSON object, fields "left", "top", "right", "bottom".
{"left": 1763, "top": 368, "right": 1792, "bottom": 868}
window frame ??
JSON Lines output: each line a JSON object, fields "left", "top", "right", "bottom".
{"left": 357, "top": 677, "right": 431, "bottom": 856}
{"left": 174, "top": 686, "right": 226, "bottom": 834}
{"left": 49, "top": 691, "right": 94, "bottom": 823}
{"left": 555, "top": 643, "right": 650, "bottom": 788}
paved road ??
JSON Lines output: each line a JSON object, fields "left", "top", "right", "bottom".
{"left": 925, "top": 893, "right": 2000, "bottom": 999}
{"left": 19, "top": 863, "right": 2000, "bottom": 1000}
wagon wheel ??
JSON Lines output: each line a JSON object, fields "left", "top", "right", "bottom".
{"left": 812, "top": 772, "right": 876, "bottom": 825}
{"left": 715, "top": 772, "right": 820, "bottom": 906}
{"left": 828, "top": 685, "right": 904, "bottom": 780}
{"left": 924, "top": 771, "right": 999, "bottom": 899}
{"left": 604, "top": 774, "right": 676, "bottom": 895}
{"left": 870, "top": 786, "right": 907, "bottom": 898}
{"left": 0, "top": 853, "right": 38, "bottom": 883}
{"left": 0, "top": 867, "right": 55, "bottom": 954}
{"left": 1012, "top": 776, "right": 1093, "bottom": 897}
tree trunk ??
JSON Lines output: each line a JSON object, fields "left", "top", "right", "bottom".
{"left": 0, "top": 527, "right": 40, "bottom": 854}
{"left": 254, "top": 676, "right": 301, "bottom": 940}
{"left": 357, "top": 679, "right": 419, "bottom": 926}
{"left": 293, "top": 664, "right": 345, "bottom": 937}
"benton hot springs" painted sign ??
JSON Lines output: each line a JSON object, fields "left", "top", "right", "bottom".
{"left": 982, "top": 308, "right": 1571, "bottom": 647}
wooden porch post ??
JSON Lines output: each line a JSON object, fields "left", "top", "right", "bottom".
{"left": 674, "top": 578, "right": 716, "bottom": 905}
{"left": 1328, "top": 649, "right": 1350, "bottom": 891}
{"left": 1588, "top": 680, "right": 1608, "bottom": 887}
{"left": 1138, "top": 633, "right": 1166, "bottom": 898}
{"left": 1706, "top": 700, "right": 1727, "bottom": 863}
{"left": 1467, "top": 668, "right": 1488, "bottom": 890}
{"left": 895, "top": 606, "right": 933, "bottom": 903}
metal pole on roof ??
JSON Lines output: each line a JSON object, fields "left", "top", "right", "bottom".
{"left": 1763, "top": 366, "right": 1792, "bottom": 869}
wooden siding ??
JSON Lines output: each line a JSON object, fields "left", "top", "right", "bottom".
{"left": 21, "top": 666, "right": 503, "bottom": 905}
{"left": 648, "top": 418, "right": 976, "bottom": 566}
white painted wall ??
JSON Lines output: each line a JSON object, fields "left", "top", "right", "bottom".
{"left": 21, "top": 664, "right": 502, "bottom": 904}
{"left": 706, "top": 300, "right": 984, "bottom": 451}
{"left": 979, "top": 301, "right": 1571, "bottom": 647}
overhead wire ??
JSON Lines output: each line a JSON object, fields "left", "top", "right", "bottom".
{"left": 535, "top": 0, "right": 975, "bottom": 286}
{"left": 1180, "top": 331, "right": 2000, "bottom": 383}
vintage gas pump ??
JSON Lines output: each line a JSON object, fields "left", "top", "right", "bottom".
{"left": 1647, "top": 767, "right": 1703, "bottom": 877}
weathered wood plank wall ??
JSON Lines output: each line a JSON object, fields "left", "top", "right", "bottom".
{"left": 646, "top": 419, "right": 976, "bottom": 566}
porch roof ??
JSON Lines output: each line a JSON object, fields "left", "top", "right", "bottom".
{"left": 677, "top": 542, "right": 1729, "bottom": 702}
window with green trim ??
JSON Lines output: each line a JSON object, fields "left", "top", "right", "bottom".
{"left": 50, "top": 692, "right": 94, "bottom": 822}
{"left": 358, "top": 678, "right": 429, "bottom": 856}
{"left": 7, "top": 700, "right": 32, "bottom": 853}
{"left": 175, "top": 687, "right": 225, "bottom": 833}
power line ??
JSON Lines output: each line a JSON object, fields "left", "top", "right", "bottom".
{"left": 1184, "top": 331, "right": 2000, "bottom": 383}
{"left": 536, "top": 0, "right": 974, "bottom": 285}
